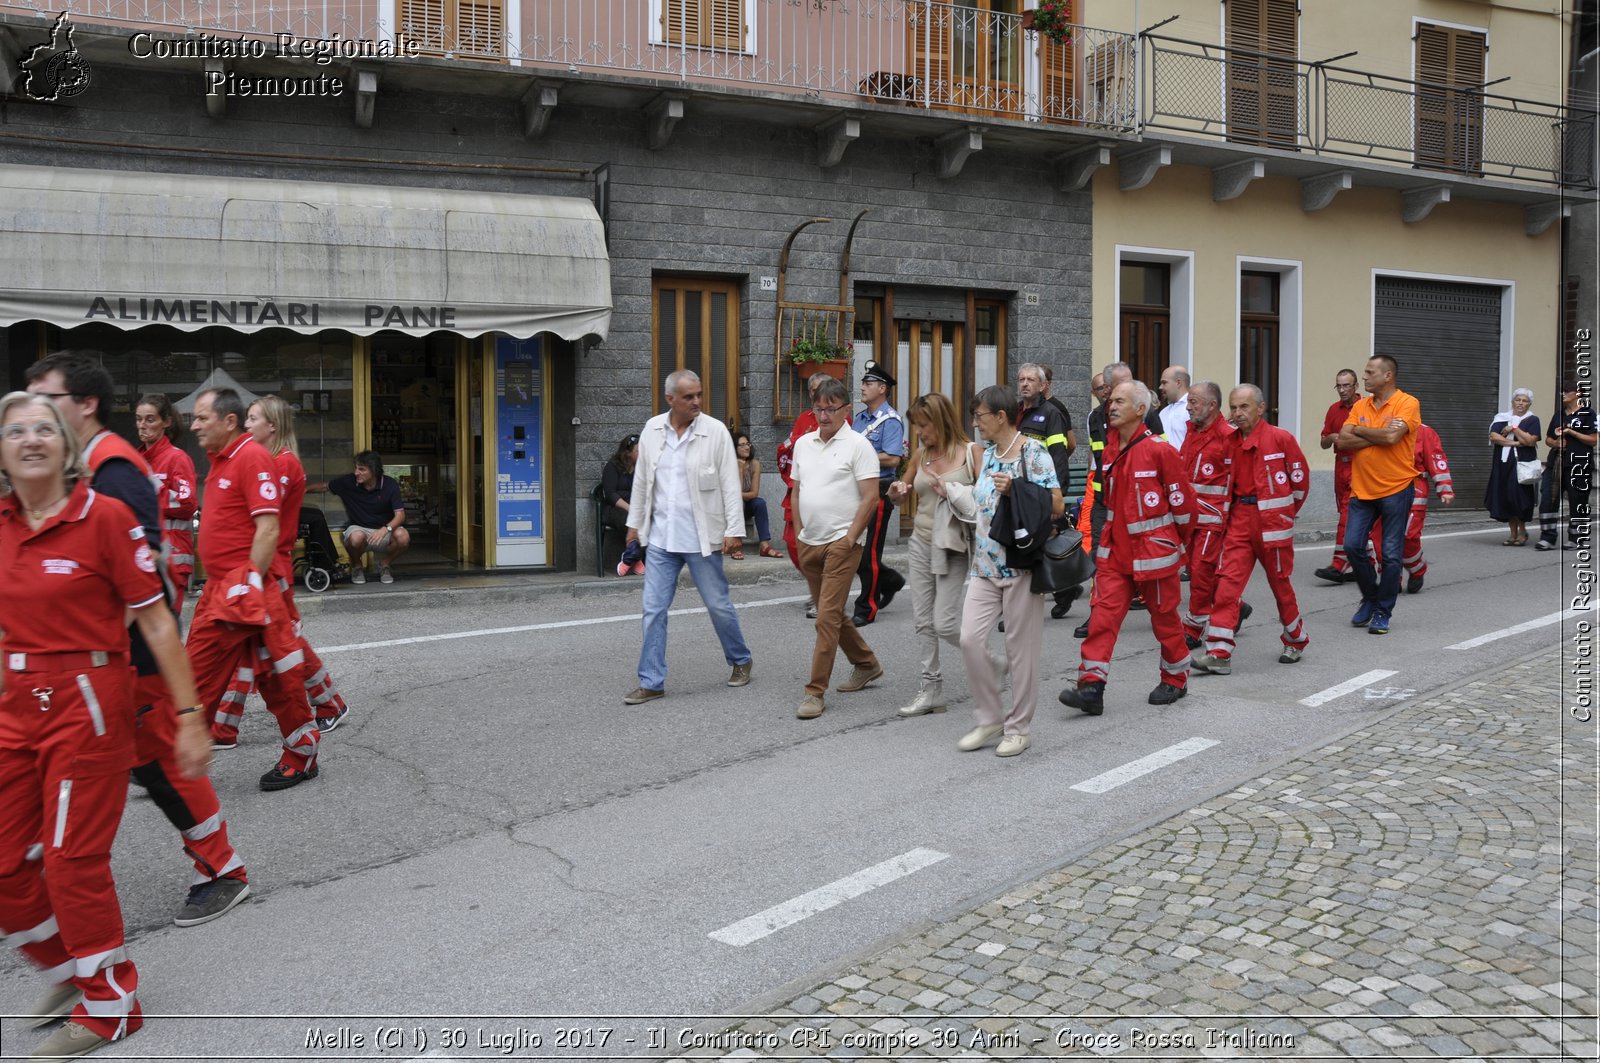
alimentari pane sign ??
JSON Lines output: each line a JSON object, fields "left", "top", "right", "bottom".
{"left": 82, "top": 296, "right": 462, "bottom": 333}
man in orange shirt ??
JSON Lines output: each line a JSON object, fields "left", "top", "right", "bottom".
{"left": 1336, "top": 355, "right": 1422, "bottom": 635}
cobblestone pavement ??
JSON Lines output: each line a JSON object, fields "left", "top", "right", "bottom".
{"left": 686, "top": 649, "right": 1597, "bottom": 1061}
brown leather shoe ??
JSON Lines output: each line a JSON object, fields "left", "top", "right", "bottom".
{"left": 728, "top": 660, "right": 753, "bottom": 687}
{"left": 836, "top": 663, "right": 884, "bottom": 693}
{"left": 623, "top": 687, "right": 664, "bottom": 705}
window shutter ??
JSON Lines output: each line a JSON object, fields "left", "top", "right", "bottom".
{"left": 1415, "top": 23, "right": 1484, "bottom": 175}
{"left": 1226, "top": 0, "right": 1297, "bottom": 148}
{"left": 708, "top": 0, "right": 744, "bottom": 50}
{"left": 909, "top": 0, "right": 953, "bottom": 105}
{"left": 663, "top": 0, "right": 696, "bottom": 44}
{"left": 400, "top": 0, "right": 445, "bottom": 54}
{"left": 1039, "top": 0, "right": 1075, "bottom": 122}
{"left": 457, "top": 0, "right": 503, "bottom": 56}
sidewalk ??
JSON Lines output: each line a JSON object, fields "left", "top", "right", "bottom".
{"left": 690, "top": 648, "right": 1597, "bottom": 1061}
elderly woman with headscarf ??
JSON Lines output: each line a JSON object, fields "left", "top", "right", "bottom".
{"left": 1484, "top": 387, "right": 1541, "bottom": 545}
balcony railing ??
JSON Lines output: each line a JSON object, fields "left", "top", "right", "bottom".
{"left": 1144, "top": 34, "right": 1596, "bottom": 190}
{"left": 0, "top": 0, "right": 1138, "bottom": 132}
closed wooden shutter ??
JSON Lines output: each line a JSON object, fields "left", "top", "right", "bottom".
{"left": 1416, "top": 23, "right": 1485, "bottom": 175}
{"left": 400, "top": 0, "right": 445, "bottom": 54}
{"left": 909, "top": 0, "right": 953, "bottom": 105}
{"left": 1374, "top": 276, "right": 1502, "bottom": 504}
{"left": 402, "top": 0, "right": 501, "bottom": 58}
{"left": 1038, "top": 0, "right": 1075, "bottom": 123}
{"left": 1226, "top": 0, "right": 1298, "bottom": 149}
{"left": 664, "top": 0, "right": 745, "bottom": 49}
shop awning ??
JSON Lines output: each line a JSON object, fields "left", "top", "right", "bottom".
{"left": 0, "top": 164, "right": 611, "bottom": 341}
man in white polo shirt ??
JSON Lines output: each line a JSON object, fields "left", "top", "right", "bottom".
{"left": 791, "top": 375, "right": 885, "bottom": 720}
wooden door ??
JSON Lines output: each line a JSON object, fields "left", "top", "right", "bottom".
{"left": 1120, "top": 310, "right": 1169, "bottom": 390}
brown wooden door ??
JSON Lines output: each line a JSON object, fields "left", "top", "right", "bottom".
{"left": 1120, "top": 310, "right": 1169, "bottom": 390}
{"left": 1415, "top": 23, "right": 1485, "bottom": 176}
{"left": 1240, "top": 270, "right": 1282, "bottom": 425}
{"left": 1225, "top": 0, "right": 1299, "bottom": 149}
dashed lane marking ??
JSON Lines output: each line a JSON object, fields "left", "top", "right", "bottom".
{"left": 1299, "top": 668, "right": 1399, "bottom": 707}
{"left": 318, "top": 595, "right": 811, "bottom": 654}
{"left": 709, "top": 847, "right": 949, "bottom": 947}
{"left": 1444, "top": 607, "right": 1590, "bottom": 650}
{"left": 1069, "top": 737, "right": 1221, "bottom": 795}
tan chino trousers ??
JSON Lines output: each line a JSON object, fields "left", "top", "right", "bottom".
{"left": 797, "top": 537, "right": 878, "bottom": 697}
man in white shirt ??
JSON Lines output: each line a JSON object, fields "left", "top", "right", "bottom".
{"left": 791, "top": 376, "right": 885, "bottom": 719}
{"left": 622, "top": 369, "right": 753, "bottom": 705}
{"left": 1158, "top": 365, "right": 1191, "bottom": 450}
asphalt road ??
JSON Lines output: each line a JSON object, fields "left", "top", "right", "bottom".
{"left": 0, "top": 522, "right": 1584, "bottom": 1060}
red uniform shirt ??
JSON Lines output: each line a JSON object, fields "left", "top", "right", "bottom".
{"left": 270, "top": 449, "right": 307, "bottom": 581}
{"left": 199, "top": 433, "right": 281, "bottom": 575}
{"left": 1178, "top": 416, "right": 1235, "bottom": 529}
{"left": 0, "top": 481, "right": 163, "bottom": 656}
{"left": 140, "top": 435, "right": 198, "bottom": 524}
{"left": 1413, "top": 423, "right": 1453, "bottom": 503}
{"left": 1322, "top": 399, "right": 1356, "bottom": 485}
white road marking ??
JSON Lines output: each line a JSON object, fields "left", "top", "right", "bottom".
{"left": 1445, "top": 607, "right": 1590, "bottom": 650}
{"left": 1362, "top": 686, "right": 1417, "bottom": 701}
{"left": 1069, "top": 737, "right": 1220, "bottom": 795}
{"left": 708, "top": 847, "right": 949, "bottom": 947}
{"left": 1291, "top": 525, "right": 1502, "bottom": 553}
{"left": 1299, "top": 669, "right": 1399, "bottom": 707}
{"left": 318, "top": 595, "right": 811, "bottom": 654}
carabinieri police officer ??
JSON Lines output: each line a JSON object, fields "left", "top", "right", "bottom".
{"left": 851, "top": 361, "right": 905, "bottom": 626}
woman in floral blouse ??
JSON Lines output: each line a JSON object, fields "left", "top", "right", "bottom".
{"left": 957, "top": 385, "right": 1062, "bottom": 758}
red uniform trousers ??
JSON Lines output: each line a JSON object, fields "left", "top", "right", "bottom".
{"left": 781, "top": 493, "right": 804, "bottom": 577}
{"left": 189, "top": 582, "right": 319, "bottom": 770}
{"left": 1079, "top": 569, "right": 1190, "bottom": 691}
{"left": 1205, "top": 508, "right": 1308, "bottom": 658}
{"left": 130, "top": 674, "right": 246, "bottom": 886}
{"left": 1369, "top": 497, "right": 1430, "bottom": 578}
{"left": 273, "top": 579, "right": 348, "bottom": 728}
{"left": 0, "top": 663, "right": 142, "bottom": 1041}
{"left": 1181, "top": 526, "right": 1226, "bottom": 641}
{"left": 1330, "top": 464, "right": 1353, "bottom": 572}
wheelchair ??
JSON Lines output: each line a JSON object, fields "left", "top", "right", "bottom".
{"left": 294, "top": 506, "right": 351, "bottom": 593}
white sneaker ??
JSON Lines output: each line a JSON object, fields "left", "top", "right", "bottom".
{"left": 379, "top": 566, "right": 394, "bottom": 584}
{"left": 957, "top": 724, "right": 1003, "bottom": 752}
{"left": 995, "top": 733, "right": 1032, "bottom": 757}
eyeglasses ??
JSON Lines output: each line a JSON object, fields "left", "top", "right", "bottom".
{"left": 972, "top": 410, "right": 1003, "bottom": 421}
{"left": 812, "top": 405, "right": 847, "bottom": 416}
{"left": 29, "top": 392, "right": 79, "bottom": 401}
{"left": 1, "top": 422, "right": 62, "bottom": 442}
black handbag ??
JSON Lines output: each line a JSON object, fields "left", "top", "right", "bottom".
{"left": 1030, "top": 526, "right": 1096, "bottom": 596}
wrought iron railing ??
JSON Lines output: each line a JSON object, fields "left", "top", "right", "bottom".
{"left": 1144, "top": 34, "right": 1596, "bottom": 190}
{"left": 0, "top": 0, "right": 1139, "bottom": 131}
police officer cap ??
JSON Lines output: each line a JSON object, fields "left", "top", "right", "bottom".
{"left": 861, "top": 360, "right": 896, "bottom": 387}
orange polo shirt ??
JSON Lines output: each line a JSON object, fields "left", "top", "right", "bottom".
{"left": 1344, "top": 389, "right": 1422, "bottom": 500}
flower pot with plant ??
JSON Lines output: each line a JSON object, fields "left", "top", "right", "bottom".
{"left": 787, "top": 334, "right": 852, "bottom": 380}
{"left": 1022, "top": 1, "right": 1072, "bottom": 47}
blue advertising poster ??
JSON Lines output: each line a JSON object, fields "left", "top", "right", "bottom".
{"left": 494, "top": 336, "right": 545, "bottom": 565}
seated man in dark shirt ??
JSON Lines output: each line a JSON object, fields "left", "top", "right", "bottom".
{"left": 314, "top": 450, "right": 409, "bottom": 584}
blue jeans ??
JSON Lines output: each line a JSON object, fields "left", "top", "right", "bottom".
{"left": 637, "top": 543, "right": 752, "bottom": 691}
{"left": 743, "top": 496, "right": 771, "bottom": 542}
{"left": 1345, "top": 487, "right": 1412, "bottom": 614}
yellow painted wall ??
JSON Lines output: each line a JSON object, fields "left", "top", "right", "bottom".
{"left": 1080, "top": 0, "right": 1571, "bottom": 106}
{"left": 1091, "top": 162, "right": 1561, "bottom": 469}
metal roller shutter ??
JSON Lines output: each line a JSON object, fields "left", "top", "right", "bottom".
{"left": 1374, "top": 276, "right": 1503, "bottom": 506}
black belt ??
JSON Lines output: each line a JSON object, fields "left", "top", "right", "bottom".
{"left": 1234, "top": 495, "right": 1258, "bottom": 505}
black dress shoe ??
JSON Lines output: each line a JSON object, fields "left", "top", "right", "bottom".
{"left": 1313, "top": 566, "right": 1346, "bottom": 585}
{"left": 1059, "top": 681, "right": 1105, "bottom": 715}
{"left": 1406, "top": 573, "right": 1423, "bottom": 594}
{"left": 1238, "top": 601, "right": 1253, "bottom": 623}
{"left": 1129, "top": 595, "right": 1147, "bottom": 611}
{"left": 1185, "top": 634, "right": 1202, "bottom": 651}
{"left": 1050, "top": 600, "right": 1072, "bottom": 619}
{"left": 851, "top": 611, "right": 873, "bottom": 627}
{"left": 1148, "top": 683, "right": 1187, "bottom": 706}
{"left": 1073, "top": 620, "right": 1090, "bottom": 639}
{"left": 876, "top": 580, "right": 901, "bottom": 612}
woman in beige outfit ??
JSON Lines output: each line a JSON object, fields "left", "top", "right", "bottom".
{"left": 889, "top": 394, "right": 982, "bottom": 717}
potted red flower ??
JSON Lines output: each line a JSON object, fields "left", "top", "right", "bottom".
{"left": 1022, "top": 1, "right": 1073, "bottom": 47}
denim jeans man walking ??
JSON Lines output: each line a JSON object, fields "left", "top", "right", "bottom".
{"left": 623, "top": 369, "right": 753, "bottom": 704}
{"left": 1336, "top": 354, "right": 1422, "bottom": 635}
